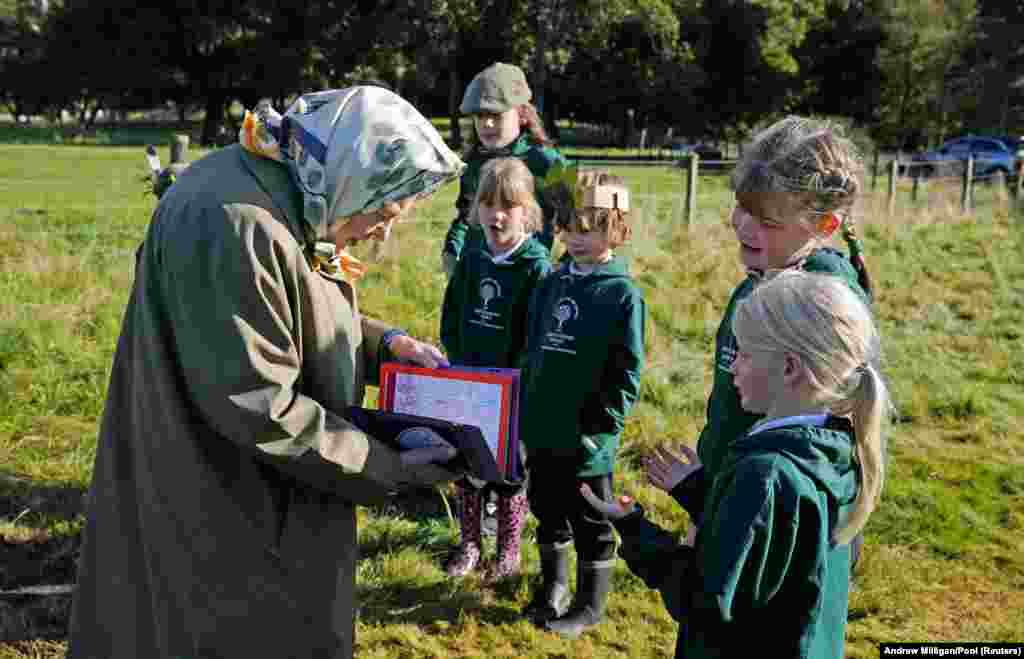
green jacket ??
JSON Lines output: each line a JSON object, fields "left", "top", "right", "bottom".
{"left": 442, "top": 134, "right": 566, "bottom": 259}
{"left": 615, "top": 417, "right": 859, "bottom": 659}
{"left": 441, "top": 236, "right": 551, "bottom": 367}
{"left": 518, "top": 258, "right": 645, "bottom": 476}
{"left": 679, "top": 248, "right": 867, "bottom": 524}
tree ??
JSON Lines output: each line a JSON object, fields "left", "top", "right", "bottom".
{"left": 694, "top": 0, "right": 829, "bottom": 142}
{"left": 794, "top": 0, "right": 886, "bottom": 128}
{"left": 0, "top": 0, "right": 53, "bottom": 121}
{"left": 968, "top": 0, "right": 1024, "bottom": 134}
{"left": 874, "top": 0, "right": 976, "bottom": 149}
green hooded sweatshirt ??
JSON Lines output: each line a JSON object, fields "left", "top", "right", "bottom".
{"left": 442, "top": 134, "right": 566, "bottom": 259}
{"left": 674, "top": 248, "right": 868, "bottom": 524}
{"left": 518, "top": 258, "right": 645, "bottom": 477}
{"left": 440, "top": 236, "right": 551, "bottom": 367}
{"left": 614, "top": 416, "right": 860, "bottom": 659}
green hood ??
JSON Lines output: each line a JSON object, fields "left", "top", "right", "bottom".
{"left": 557, "top": 255, "right": 632, "bottom": 281}
{"left": 479, "top": 234, "right": 550, "bottom": 266}
{"left": 726, "top": 417, "right": 859, "bottom": 509}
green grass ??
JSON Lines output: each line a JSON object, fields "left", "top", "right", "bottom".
{"left": 1, "top": 143, "right": 1023, "bottom": 657}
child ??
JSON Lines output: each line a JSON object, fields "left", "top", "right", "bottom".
{"left": 584, "top": 271, "right": 889, "bottom": 658}
{"left": 663, "top": 117, "right": 874, "bottom": 562}
{"left": 440, "top": 158, "right": 552, "bottom": 580}
{"left": 517, "top": 171, "right": 645, "bottom": 638}
{"left": 441, "top": 62, "right": 567, "bottom": 277}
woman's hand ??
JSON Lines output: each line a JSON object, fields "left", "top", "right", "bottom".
{"left": 388, "top": 335, "right": 450, "bottom": 369}
{"left": 580, "top": 484, "right": 636, "bottom": 520}
{"left": 644, "top": 444, "right": 701, "bottom": 493}
{"left": 400, "top": 444, "right": 458, "bottom": 467}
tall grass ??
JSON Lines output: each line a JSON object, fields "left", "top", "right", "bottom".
{"left": 1, "top": 144, "right": 1022, "bottom": 657}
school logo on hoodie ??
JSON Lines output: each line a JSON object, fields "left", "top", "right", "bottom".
{"left": 542, "top": 297, "right": 578, "bottom": 355}
{"left": 718, "top": 335, "right": 738, "bottom": 375}
{"left": 470, "top": 278, "right": 504, "bottom": 330}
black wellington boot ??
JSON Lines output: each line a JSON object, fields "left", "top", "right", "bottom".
{"left": 545, "top": 559, "right": 613, "bottom": 638}
{"left": 523, "top": 541, "right": 571, "bottom": 624}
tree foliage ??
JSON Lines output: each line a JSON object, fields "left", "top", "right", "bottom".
{"left": 0, "top": 0, "right": 1018, "bottom": 147}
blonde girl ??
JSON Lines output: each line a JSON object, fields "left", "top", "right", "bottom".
{"left": 440, "top": 158, "right": 551, "bottom": 580}
{"left": 584, "top": 271, "right": 888, "bottom": 658}
{"left": 645, "top": 117, "right": 876, "bottom": 558}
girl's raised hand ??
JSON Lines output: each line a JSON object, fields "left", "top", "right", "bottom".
{"left": 579, "top": 484, "right": 636, "bottom": 520}
{"left": 644, "top": 444, "right": 701, "bottom": 493}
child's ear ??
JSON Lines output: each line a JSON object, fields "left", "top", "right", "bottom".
{"left": 782, "top": 352, "right": 805, "bottom": 386}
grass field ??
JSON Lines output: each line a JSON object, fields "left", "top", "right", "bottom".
{"left": 0, "top": 140, "right": 1022, "bottom": 657}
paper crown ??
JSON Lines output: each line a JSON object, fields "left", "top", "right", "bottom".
{"left": 581, "top": 184, "right": 629, "bottom": 211}
{"left": 541, "top": 161, "right": 629, "bottom": 211}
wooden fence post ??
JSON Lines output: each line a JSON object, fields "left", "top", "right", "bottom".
{"left": 911, "top": 168, "right": 922, "bottom": 203}
{"left": 887, "top": 159, "right": 898, "bottom": 215}
{"left": 961, "top": 156, "right": 974, "bottom": 213}
{"left": 872, "top": 149, "right": 880, "bottom": 191}
{"left": 170, "top": 134, "right": 190, "bottom": 164}
{"left": 685, "top": 153, "right": 699, "bottom": 226}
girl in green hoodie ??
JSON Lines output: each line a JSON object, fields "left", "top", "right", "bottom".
{"left": 440, "top": 158, "right": 552, "bottom": 581}
{"left": 661, "top": 117, "right": 874, "bottom": 556}
{"left": 584, "top": 271, "right": 890, "bottom": 658}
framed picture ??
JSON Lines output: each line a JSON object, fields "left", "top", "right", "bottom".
{"left": 379, "top": 364, "right": 521, "bottom": 480}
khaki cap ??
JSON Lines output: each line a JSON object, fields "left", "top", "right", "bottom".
{"left": 460, "top": 62, "right": 532, "bottom": 114}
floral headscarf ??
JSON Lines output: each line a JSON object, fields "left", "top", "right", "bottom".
{"left": 240, "top": 87, "right": 465, "bottom": 241}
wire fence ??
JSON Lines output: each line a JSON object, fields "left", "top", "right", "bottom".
{"left": 575, "top": 152, "right": 1023, "bottom": 226}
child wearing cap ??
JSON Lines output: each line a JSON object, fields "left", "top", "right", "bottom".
{"left": 441, "top": 62, "right": 568, "bottom": 277}
{"left": 517, "top": 170, "right": 645, "bottom": 639}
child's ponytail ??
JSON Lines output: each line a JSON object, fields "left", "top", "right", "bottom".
{"left": 833, "top": 362, "right": 888, "bottom": 546}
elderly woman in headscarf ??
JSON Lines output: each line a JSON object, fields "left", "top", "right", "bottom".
{"left": 67, "top": 87, "right": 467, "bottom": 659}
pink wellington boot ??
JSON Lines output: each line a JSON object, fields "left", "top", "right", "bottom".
{"left": 486, "top": 491, "right": 528, "bottom": 581}
{"left": 444, "top": 486, "right": 482, "bottom": 577}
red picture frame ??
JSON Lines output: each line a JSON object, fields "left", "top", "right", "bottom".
{"left": 379, "top": 364, "right": 520, "bottom": 479}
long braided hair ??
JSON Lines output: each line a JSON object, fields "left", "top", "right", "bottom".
{"left": 731, "top": 117, "right": 873, "bottom": 299}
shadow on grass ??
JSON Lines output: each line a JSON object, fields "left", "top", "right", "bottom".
{"left": 356, "top": 574, "right": 527, "bottom": 628}
{"left": 0, "top": 471, "right": 87, "bottom": 643}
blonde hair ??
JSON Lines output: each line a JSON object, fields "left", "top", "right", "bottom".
{"left": 554, "top": 170, "right": 633, "bottom": 248}
{"left": 469, "top": 158, "right": 543, "bottom": 234}
{"left": 732, "top": 271, "right": 888, "bottom": 546}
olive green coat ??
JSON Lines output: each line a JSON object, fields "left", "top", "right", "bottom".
{"left": 67, "top": 145, "right": 454, "bottom": 659}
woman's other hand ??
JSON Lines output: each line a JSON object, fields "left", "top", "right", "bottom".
{"left": 644, "top": 444, "right": 701, "bottom": 493}
{"left": 580, "top": 484, "right": 636, "bottom": 520}
{"left": 389, "top": 335, "right": 450, "bottom": 369}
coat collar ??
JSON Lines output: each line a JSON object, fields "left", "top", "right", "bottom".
{"left": 238, "top": 146, "right": 307, "bottom": 243}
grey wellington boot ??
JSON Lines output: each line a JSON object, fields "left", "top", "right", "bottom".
{"left": 545, "top": 559, "right": 614, "bottom": 638}
{"left": 523, "top": 541, "right": 572, "bottom": 624}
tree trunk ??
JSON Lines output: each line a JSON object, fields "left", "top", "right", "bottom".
{"left": 546, "top": 96, "right": 561, "bottom": 141}
{"left": 201, "top": 90, "right": 226, "bottom": 147}
{"left": 448, "top": 51, "right": 462, "bottom": 151}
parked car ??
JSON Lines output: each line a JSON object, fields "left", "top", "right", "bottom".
{"left": 911, "top": 136, "right": 1019, "bottom": 179}
{"left": 998, "top": 135, "right": 1024, "bottom": 173}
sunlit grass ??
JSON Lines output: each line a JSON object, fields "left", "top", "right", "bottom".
{"left": 1, "top": 143, "right": 1022, "bottom": 656}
